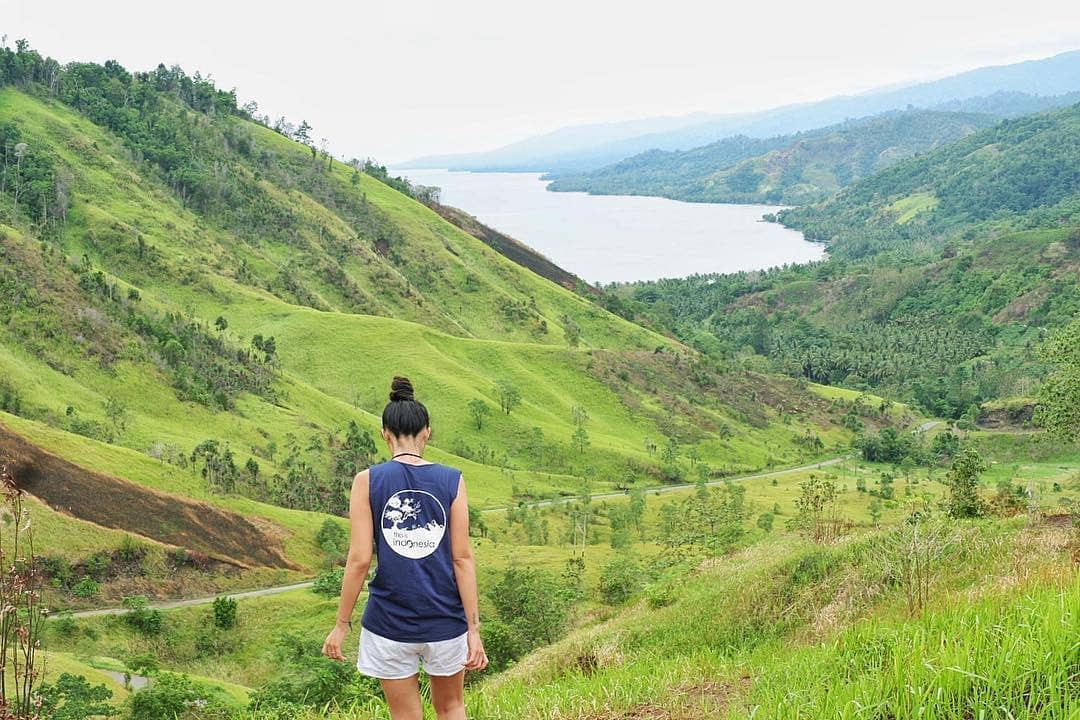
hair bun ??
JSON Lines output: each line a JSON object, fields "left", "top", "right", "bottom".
{"left": 389, "top": 376, "right": 415, "bottom": 402}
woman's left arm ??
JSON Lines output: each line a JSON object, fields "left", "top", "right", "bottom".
{"left": 450, "top": 475, "right": 488, "bottom": 671}
{"left": 322, "top": 469, "right": 373, "bottom": 661}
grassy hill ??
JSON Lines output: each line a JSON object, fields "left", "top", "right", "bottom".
{"left": 548, "top": 110, "right": 999, "bottom": 205}
{"left": 5, "top": 41, "right": 1079, "bottom": 720}
{"left": 0, "top": 44, "right": 862, "bottom": 614}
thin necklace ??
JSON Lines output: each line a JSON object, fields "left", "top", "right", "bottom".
{"left": 392, "top": 451, "right": 424, "bottom": 460}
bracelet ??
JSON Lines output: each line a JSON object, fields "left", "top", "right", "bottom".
{"left": 336, "top": 618, "right": 353, "bottom": 629}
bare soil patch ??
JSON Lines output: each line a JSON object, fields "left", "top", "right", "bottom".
{"left": 0, "top": 424, "right": 297, "bottom": 569}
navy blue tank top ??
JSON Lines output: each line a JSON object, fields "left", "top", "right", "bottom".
{"left": 361, "top": 460, "right": 468, "bottom": 642}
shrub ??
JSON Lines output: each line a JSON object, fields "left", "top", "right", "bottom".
{"left": 41, "top": 555, "right": 74, "bottom": 589}
{"left": 487, "top": 566, "right": 569, "bottom": 652}
{"left": 81, "top": 551, "right": 112, "bottom": 581}
{"left": 757, "top": 512, "right": 775, "bottom": 533}
{"left": 248, "top": 634, "right": 379, "bottom": 711}
{"left": 116, "top": 534, "right": 147, "bottom": 563}
{"left": 129, "top": 672, "right": 228, "bottom": 720}
{"left": 71, "top": 577, "right": 100, "bottom": 599}
{"left": 212, "top": 596, "right": 238, "bottom": 629}
{"left": 315, "top": 519, "right": 348, "bottom": 564}
{"left": 645, "top": 582, "right": 676, "bottom": 609}
{"left": 50, "top": 612, "right": 79, "bottom": 639}
{"left": 599, "top": 556, "right": 642, "bottom": 605}
{"left": 195, "top": 627, "right": 233, "bottom": 656}
{"left": 312, "top": 567, "right": 344, "bottom": 597}
{"left": 479, "top": 618, "right": 526, "bottom": 672}
{"left": 121, "top": 596, "right": 164, "bottom": 636}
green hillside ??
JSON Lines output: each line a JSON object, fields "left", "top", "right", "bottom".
{"left": 607, "top": 103, "right": 1080, "bottom": 420}
{"left": 781, "top": 102, "right": 1080, "bottom": 259}
{"left": 5, "top": 41, "right": 1079, "bottom": 720}
{"left": 549, "top": 111, "right": 999, "bottom": 205}
{"left": 0, "top": 44, "right": 858, "bottom": 608}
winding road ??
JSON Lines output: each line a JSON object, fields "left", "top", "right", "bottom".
{"left": 52, "top": 580, "right": 317, "bottom": 619}
{"left": 53, "top": 454, "right": 852, "bottom": 620}
{"left": 480, "top": 454, "right": 850, "bottom": 513}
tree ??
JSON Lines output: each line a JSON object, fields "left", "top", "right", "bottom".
{"left": 868, "top": 498, "right": 883, "bottom": 526}
{"left": 561, "top": 314, "right": 582, "bottom": 348}
{"left": 37, "top": 673, "right": 115, "bottom": 720}
{"left": 468, "top": 506, "right": 488, "bottom": 538}
{"left": 1034, "top": 319, "right": 1080, "bottom": 443}
{"left": 686, "top": 446, "right": 701, "bottom": 467}
{"left": 571, "top": 425, "right": 590, "bottom": 454}
{"left": 756, "top": 512, "right": 774, "bottom": 533}
{"left": 332, "top": 420, "right": 378, "bottom": 477}
{"left": 945, "top": 447, "right": 987, "bottom": 518}
{"left": 103, "top": 396, "right": 129, "bottom": 442}
{"left": 494, "top": 380, "right": 521, "bottom": 415}
{"left": 214, "top": 315, "right": 228, "bottom": 332}
{"left": 315, "top": 518, "right": 348, "bottom": 563}
{"left": 467, "top": 398, "right": 491, "bottom": 431}
{"left": 661, "top": 437, "right": 679, "bottom": 466}
{"left": 791, "top": 474, "right": 840, "bottom": 543}
{"left": 295, "top": 119, "right": 312, "bottom": 145}
{"left": 191, "top": 439, "right": 238, "bottom": 493}
{"left": 570, "top": 404, "right": 589, "bottom": 428}
{"left": 244, "top": 457, "right": 260, "bottom": 483}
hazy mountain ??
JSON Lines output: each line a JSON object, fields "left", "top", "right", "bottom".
{"left": 400, "top": 49, "right": 1080, "bottom": 173}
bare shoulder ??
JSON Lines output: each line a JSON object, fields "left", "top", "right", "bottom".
{"left": 352, "top": 469, "right": 370, "bottom": 491}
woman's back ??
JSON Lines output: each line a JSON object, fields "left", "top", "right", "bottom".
{"left": 362, "top": 460, "right": 468, "bottom": 643}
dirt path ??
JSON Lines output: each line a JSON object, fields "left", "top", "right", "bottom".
{"left": 482, "top": 455, "right": 849, "bottom": 513}
{"left": 51, "top": 580, "right": 316, "bottom": 619}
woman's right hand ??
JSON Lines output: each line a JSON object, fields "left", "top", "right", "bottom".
{"left": 464, "top": 627, "right": 488, "bottom": 671}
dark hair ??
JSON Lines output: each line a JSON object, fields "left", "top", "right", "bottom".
{"left": 382, "top": 376, "right": 430, "bottom": 437}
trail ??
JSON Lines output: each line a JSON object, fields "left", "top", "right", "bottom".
{"left": 51, "top": 580, "right": 316, "bottom": 619}
{"left": 481, "top": 454, "right": 849, "bottom": 513}
{"left": 53, "top": 455, "right": 853, "bottom": 619}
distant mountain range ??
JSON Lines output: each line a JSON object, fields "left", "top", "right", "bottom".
{"left": 545, "top": 94, "right": 1080, "bottom": 205}
{"left": 399, "top": 49, "right": 1080, "bottom": 174}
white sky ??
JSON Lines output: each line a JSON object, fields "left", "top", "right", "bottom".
{"left": 4, "top": 0, "right": 1080, "bottom": 163}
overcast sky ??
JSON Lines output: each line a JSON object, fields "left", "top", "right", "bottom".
{"left": 5, "top": 0, "right": 1080, "bottom": 163}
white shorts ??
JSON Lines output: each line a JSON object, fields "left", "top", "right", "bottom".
{"left": 356, "top": 627, "right": 468, "bottom": 679}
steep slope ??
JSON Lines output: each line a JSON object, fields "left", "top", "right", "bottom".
{"left": 401, "top": 50, "right": 1080, "bottom": 173}
{"left": 548, "top": 110, "right": 998, "bottom": 205}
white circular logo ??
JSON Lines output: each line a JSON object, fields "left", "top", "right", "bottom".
{"left": 381, "top": 490, "right": 447, "bottom": 559}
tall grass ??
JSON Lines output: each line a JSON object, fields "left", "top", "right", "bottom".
{"left": 742, "top": 583, "right": 1078, "bottom": 719}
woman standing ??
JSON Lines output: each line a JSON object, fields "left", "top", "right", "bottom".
{"left": 323, "top": 376, "right": 488, "bottom": 719}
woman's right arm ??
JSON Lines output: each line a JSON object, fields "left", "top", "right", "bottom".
{"left": 322, "top": 469, "right": 373, "bottom": 661}
{"left": 450, "top": 475, "right": 488, "bottom": 671}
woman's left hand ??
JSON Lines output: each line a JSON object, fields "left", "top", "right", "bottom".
{"left": 464, "top": 627, "right": 488, "bottom": 671}
{"left": 322, "top": 624, "right": 348, "bottom": 661}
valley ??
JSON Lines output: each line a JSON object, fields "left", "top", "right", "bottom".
{"left": 0, "top": 37, "right": 1077, "bottom": 720}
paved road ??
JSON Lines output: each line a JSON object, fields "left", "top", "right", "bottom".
{"left": 54, "top": 454, "right": 857, "bottom": 619}
{"left": 51, "top": 580, "right": 316, "bottom": 619}
{"left": 482, "top": 454, "right": 849, "bottom": 513}
{"left": 916, "top": 420, "right": 943, "bottom": 432}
